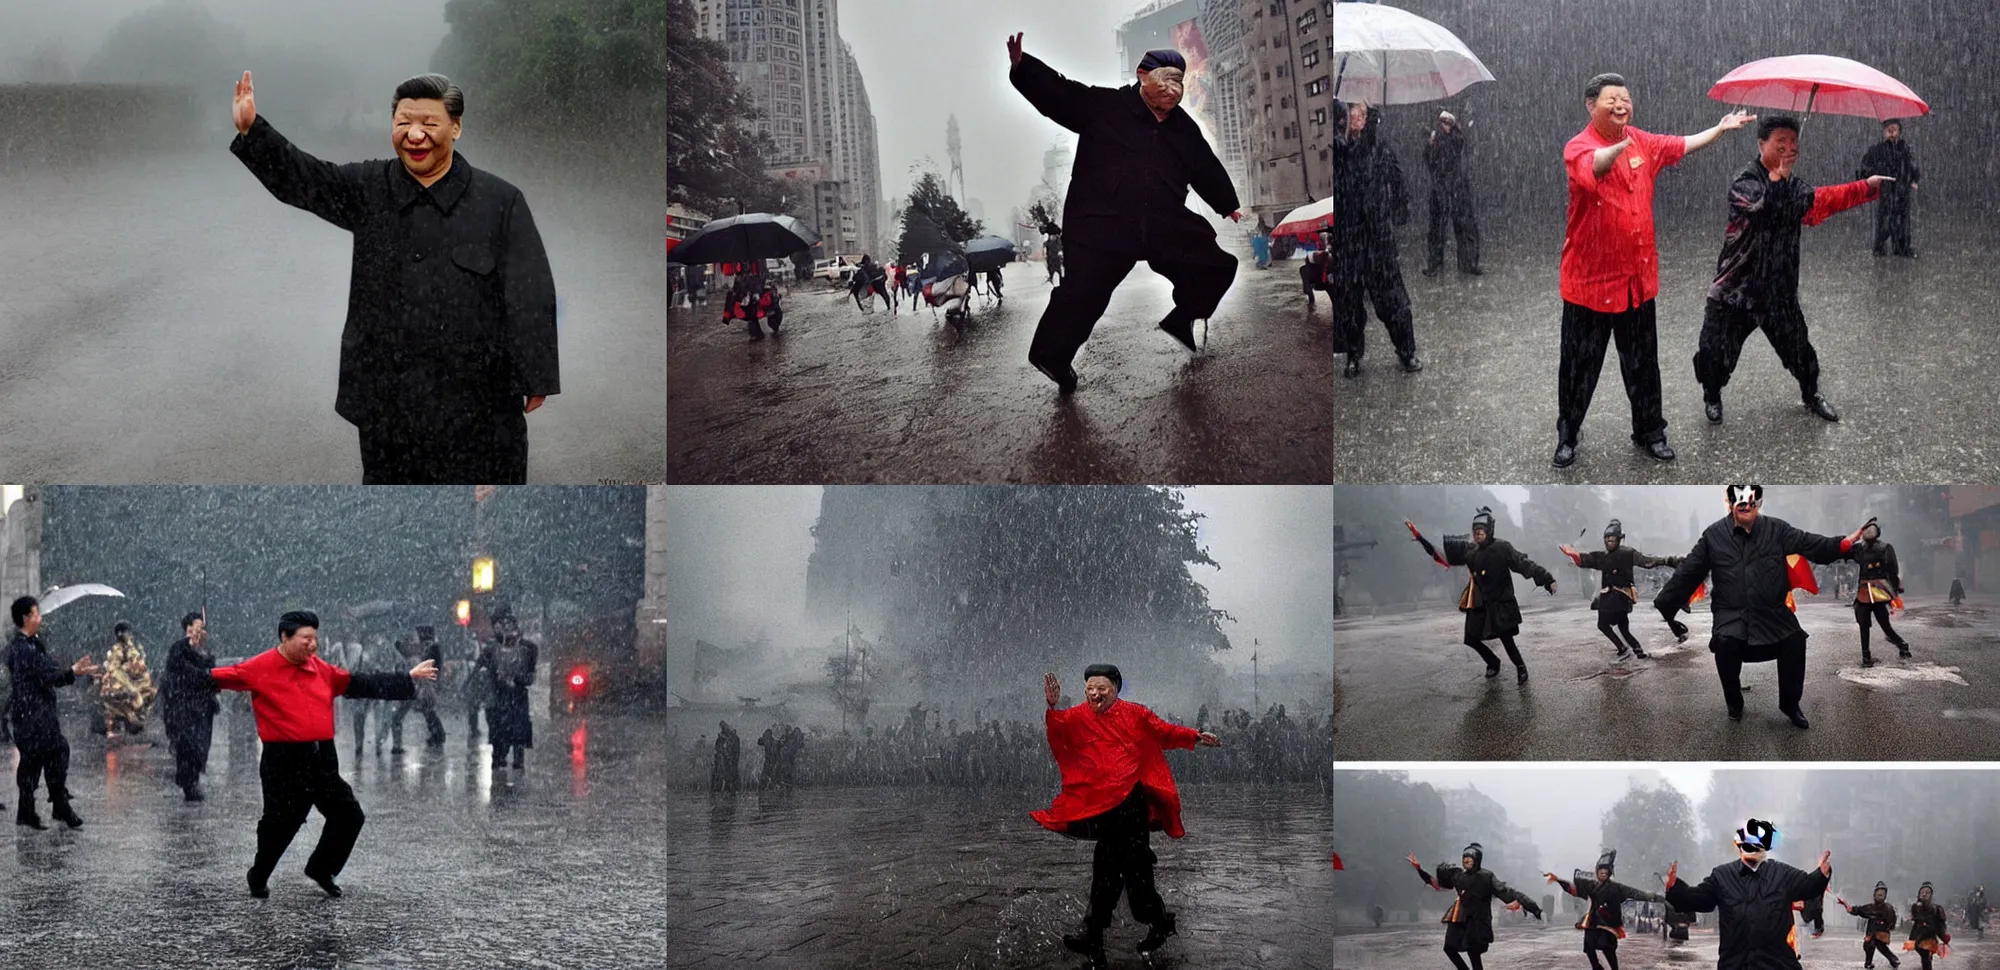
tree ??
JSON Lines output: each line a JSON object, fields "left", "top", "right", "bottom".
{"left": 654, "top": 0, "right": 788, "bottom": 213}
{"left": 894, "top": 170, "right": 982, "bottom": 263}
{"left": 1331, "top": 771, "right": 1449, "bottom": 916}
{"left": 1598, "top": 782, "right": 1698, "bottom": 891}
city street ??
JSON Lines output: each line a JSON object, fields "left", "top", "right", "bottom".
{"left": 1334, "top": 594, "right": 2000, "bottom": 761}
{"left": 666, "top": 243, "right": 1335, "bottom": 483}
{"left": 1330, "top": 220, "right": 2000, "bottom": 483}
{"left": 665, "top": 785, "right": 1333, "bottom": 969}
{"left": 1332, "top": 921, "right": 2000, "bottom": 969}
{"left": 0, "top": 708, "right": 671, "bottom": 969}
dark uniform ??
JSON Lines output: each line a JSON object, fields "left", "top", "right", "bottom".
{"left": 1424, "top": 508, "right": 1555, "bottom": 683}
{"left": 1556, "top": 854, "right": 1664, "bottom": 970}
{"left": 230, "top": 116, "right": 560, "bottom": 484}
{"left": 1851, "top": 532, "right": 1909, "bottom": 664}
{"left": 1856, "top": 128, "right": 1920, "bottom": 256}
{"left": 1417, "top": 843, "right": 1543, "bottom": 970}
{"left": 1422, "top": 122, "right": 1480, "bottom": 275}
{"left": 389, "top": 631, "right": 447, "bottom": 750}
{"left": 160, "top": 634, "right": 222, "bottom": 799}
{"left": 1908, "top": 884, "right": 1948, "bottom": 970}
{"left": 7, "top": 630, "right": 86, "bottom": 827}
{"left": 479, "top": 630, "right": 537, "bottom": 769}
{"left": 1570, "top": 520, "right": 1682, "bottom": 659}
{"left": 1843, "top": 884, "right": 1899, "bottom": 969}
{"left": 1667, "top": 853, "right": 1829, "bottom": 970}
{"left": 1331, "top": 101, "right": 1419, "bottom": 375}
{"left": 710, "top": 722, "right": 740, "bottom": 792}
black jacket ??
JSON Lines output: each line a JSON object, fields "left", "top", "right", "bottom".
{"left": 1851, "top": 539, "right": 1903, "bottom": 601}
{"left": 1909, "top": 899, "right": 1947, "bottom": 943}
{"left": 1707, "top": 160, "right": 1874, "bottom": 311}
{"left": 1421, "top": 863, "right": 1540, "bottom": 932}
{"left": 1445, "top": 536, "right": 1556, "bottom": 637}
{"left": 1856, "top": 139, "right": 1919, "bottom": 195}
{"left": 478, "top": 638, "right": 538, "bottom": 747}
{"left": 6, "top": 632, "right": 76, "bottom": 746}
{"left": 160, "top": 636, "right": 221, "bottom": 735}
{"left": 1423, "top": 126, "right": 1473, "bottom": 195}
{"left": 1575, "top": 545, "right": 1681, "bottom": 616}
{"left": 1656, "top": 515, "right": 1851, "bottom": 645}
{"left": 1666, "top": 858, "right": 1830, "bottom": 970}
{"left": 1848, "top": 899, "right": 1897, "bottom": 937}
{"left": 1560, "top": 874, "right": 1663, "bottom": 932}
{"left": 1329, "top": 102, "right": 1411, "bottom": 263}
{"left": 1008, "top": 54, "right": 1238, "bottom": 260}
{"left": 230, "top": 117, "right": 560, "bottom": 430}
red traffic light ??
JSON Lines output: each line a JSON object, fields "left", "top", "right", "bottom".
{"left": 567, "top": 666, "right": 589, "bottom": 697}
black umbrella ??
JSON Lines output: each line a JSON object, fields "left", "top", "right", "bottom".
{"left": 963, "top": 235, "right": 1017, "bottom": 273}
{"left": 667, "top": 212, "right": 820, "bottom": 265}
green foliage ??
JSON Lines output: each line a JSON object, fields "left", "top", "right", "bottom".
{"left": 1598, "top": 782, "right": 1698, "bottom": 889}
{"left": 893, "top": 171, "right": 983, "bottom": 264}
{"left": 653, "top": 0, "right": 789, "bottom": 213}
{"left": 1330, "top": 771, "right": 1449, "bottom": 913}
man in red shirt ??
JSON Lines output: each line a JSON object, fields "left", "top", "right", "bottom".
{"left": 1033, "top": 664, "right": 1220, "bottom": 967}
{"left": 210, "top": 610, "right": 437, "bottom": 898}
{"left": 1555, "top": 73, "right": 1756, "bottom": 468}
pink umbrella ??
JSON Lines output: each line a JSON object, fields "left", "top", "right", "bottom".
{"left": 1707, "top": 54, "right": 1928, "bottom": 121}
{"left": 1272, "top": 197, "right": 1334, "bottom": 243}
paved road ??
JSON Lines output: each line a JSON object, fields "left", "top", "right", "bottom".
{"left": 667, "top": 244, "right": 1334, "bottom": 483}
{"left": 1334, "top": 594, "right": 2000, "bottom": 761}
{"left": 1332, "top": 921, "right": 2000, "bottom": 969}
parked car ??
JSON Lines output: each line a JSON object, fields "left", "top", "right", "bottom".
{"left": 813, "top": 255, "right": 863, "bottom": 283}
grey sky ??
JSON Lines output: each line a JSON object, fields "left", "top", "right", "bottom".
{"left": 1400, "top": 766, "right": 1714, "bottom": 875}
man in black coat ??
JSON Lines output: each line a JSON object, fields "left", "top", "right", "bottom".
{"left": 1332, "top": 99, "right": 1420, "bottom": 378}
{"left": 477, "top": 604, "right": 537, "bottom": 770}
{"left": 1422, "top": 110, "right": 1481, "bottom": 276}
{"left": 1656, "top": 485, "right": 1866, "bottom": 728}
{"left": 1546, "top": 849, "right": 1664, "bottom": 970}
{"left": 1562, "top": 519, "right": 1683, "bottom": 660}
{"left": 230, "top": 71, "right": 559, "bottom": 484}
{"left": 1850, "top": 519, "right": 1910, "bottom": 667}
{"left": 1856, "top": 119, "right": 1921, "bottom": 257}
{"left": 1006, "top": 34, "right": 1242, "bottom": 394}
{"left": 160, "top": 610, "right": 222, "bottom": 802}
{"left": 1413, "top": 841, "right": 1545, "bottom": 970}
{"left": 711, "top": 720, "right": 740, "bottom": 793}
{"left": 7, "top": 596, "right": 104, "bottom": 828}
{"left": 1407, "top": 508, "right": 1557, "bottom": 685}
{"left": 1665, "top": 818, "right": 1831, "bottom": 970}
{"left": 389, "top": 625, "right": 447, "bottom": 752}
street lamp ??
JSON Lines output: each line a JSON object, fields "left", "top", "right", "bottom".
{"left": 472, "top": 557, "right": 496, "bottom": 593}
{"left": 455, "top": 599, "right": 472, "bottom": 626}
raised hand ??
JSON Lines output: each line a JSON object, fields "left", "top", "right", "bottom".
{"left": 524, "top": 395, "right": 546, "bottom": 414}
{"left": 1544, "top": 872, "right": 1560, "bottom": 884}
{"left": 1819, "top": 849, "right": 1831, "bottom": 876}
{"left": 1559, "top": 544, "right": 1581, "bottom": 564}
{"left": 233, "top": 70, "right": 257, "bottom": 135}
{"left": 1005, "top": 32, "right": 1024, "bottom": 68}
{"left": 410, "top": 658, "right": 439, "bottom": 681}
{"left": 1719, "top": 109, "right": 1757, "bottom": 131}
{"left": 1043, "top": 671, "right": 1061, "bottom": 707}
{"left": 1197, "top": 731, "right": 1222, "bottom": 747}
{"left": 1665, "top": 861, "right": 1678, "bottom": 889}
{"left": 72, "top": 655, "right": 104, "bottom": 677}
{"left": 1408, "top": 852, "right": 1424, "bottom": 870}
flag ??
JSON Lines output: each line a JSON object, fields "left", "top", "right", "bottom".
{"left": 1332, "top": 852, "right": 1344, "bottom": 870}
{"left": 1787, "top": 554, "right": 1819, "bottom": 594}
{"left": 1690, "top": 582, "right": 1707, "bottom": 605}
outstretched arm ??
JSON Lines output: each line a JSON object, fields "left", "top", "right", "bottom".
{"left": 229, "top": 72, "right": 367, "bottom": 231}
{"left": 1507, "top": 544, "right": 1557, "bottom": 593}
{"left": 1633, "top": 549, "right": 1683, "bottom": 570}
{"left": 1663, "top": 862, "right": 1721, "bottom": 913}
{"left": 1683, "top": 110, "right": 1757, "bottom": 156}
{"left": 1492, "top": 877, "right": 1543, "bottom": 919}
{"left": 343, "top": 660, "right": 435, "bottom": 700}
{"left": 1784, "top": 520, "right": 1862, "bottom": 565}
{"left": 1007, "top": 37, "right": 1095, "bottom": 134}
{"left": 1655, "top": 537, "right": 1712, "bottom": 618}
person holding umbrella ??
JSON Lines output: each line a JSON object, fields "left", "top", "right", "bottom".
{"left": 1553, "top": 73, "right": 1756, "bottom": 468}
{"left": 1857, "top": 119, "right": 1920, "bottom": 257}
{"left": 1331, "top": 98, "right": 1419, "bottom": 378}
{"left": 8, "top": 596, "right": 104, "bottom": 829}
{"left": 1006, "top": 34, "right": 1242, "bottom": 394}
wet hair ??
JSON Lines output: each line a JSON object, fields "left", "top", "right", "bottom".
{"left": 182, "top": 611, "right": 204, "bottom": 631}
{"left": 114, "top": 621, "right": 133, "bottom": 636}
{"left": 1584, "top": 73, "right": 1628, "bottom": 100}
{"left": 1083, "top": 663, "right": 1123, "bottom": 691}
{"left": 11, "top": 595, "right": 37, "bottom": 627}
{"left": 278, "top": 610, "right": 320, "bottom": 639}
{"left": 393, "top": 73, "right": 464, "bottom": 118}
{"left": 1882, "top": 118, "right": 1902, "bottom": 130}
{"left": 1757, "top": 115, "right": 1800, "bottom": 140}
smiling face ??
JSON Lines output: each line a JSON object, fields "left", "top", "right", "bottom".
{"left": 1138, "top": 66, "right": 1184, "bottom": 115}
{"left": 1347, "top": 101, "right": 1369, "bottom": 135}
{"left": 1588, "top": 84, "right": 1633, "bottom": 135}
{"left": 277, "top": 624, "right": 319, "bottom": 665}
{"left": 1759, "top": 127, "right": 1799, "bottom": 172}
{"left": 393, "top": 97, "right": 461, "bottom": 182}
{"left": 1084, "top": 675, "right": 1120, "bottom": 713}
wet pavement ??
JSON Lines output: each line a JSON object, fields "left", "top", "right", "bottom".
{"left": 0, "top": 708, "right": 671, "bottom": 969}
{"left": 1334, "top": 594, "right": 2000, "bottom": 761}
{"left": 0, "top": 148, "right": 663, "bottom": 483}
{"left": 1332, "top": 922, "right": 2000, "bottom": 969}
{"left": 666, "top": 241, "right": 1334, "bottom": 483}
{"left": 1330, "top": 219, "right": 2000, "bottom": 482}
{"left": 665, "top": 785, "right": 1333, "bottom": 969}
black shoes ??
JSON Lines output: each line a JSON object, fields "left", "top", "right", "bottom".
{"left": 1615, "top": 646, "right": 1631, "bottom": 662}
{"left": 1484, "top": 664, "right": 1501, "bottom": 679}
{"left": 1705, "top": 398, "right": 1724, "bottom": 424}
{"left": 184, "top": 785, "right": 206, "bottom": 803}
{"left": 1805, "top": 394, "right": 1840, "bottom": 422}
{"left": 1898, "top": 644, "right": 1913, "bottom": 659}
{"left": 1399, "top": 353, "right": 1424, "bottom": 373}
{"left": 1669, "top": 619, "right": 1690, "bottom": 642}
{"left": 390, "top": 745, "right": 406, "bottom": 754}
{"left": 1863, "top": 653, "right": 1879, "bottom": 668}
{"left": 1030, "top": 355, "right": 1079, "bottom": 395}
{"left": 52, "top": 805, "right": 82, "bottom": 829}
{"left": 17, "top": 808, "right": 46, "bottom": 830}
{"left": 1632, "top": 646, "right": 1649, "bottom": 659}
{"left": 1158, "top": 314, "right": 1199, "bottom": 352}
{"left": 1552, "top": 440, "right": 1577, "bottom": 468}
{"left": 308, "top": 872, "right": 343, "bottom": 898}
{"left": 1782, "top": 708, "right": 1811, "bottom": 730}
{"left": 1137, "top": 913, "right": 1178, "bottom": 955}
{"left": 1516, "top": 666, "right": 1529, "bottom": 685}
{"left": 247, "top": 869, "right": 270, "bottom": 899}
{"left": 1640, "top": 439, "right": 1676, "bottom": 462}
{"left": 1727, "top": 706, "right": 1744, "bottom": 722}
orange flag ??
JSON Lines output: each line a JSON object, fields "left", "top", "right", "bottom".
{"left": 1690, "top": 582, "right": 1707, "bottom": 605}
{"left": 1787, "top": 554, "right": 1820, "bottom": 594}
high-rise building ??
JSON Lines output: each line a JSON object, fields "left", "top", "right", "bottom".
{"left": 718, "top": 0, "right": 811, "bottom": 164}
{"left": 1197, "top": 0, "right": 1251, "bottom": 195}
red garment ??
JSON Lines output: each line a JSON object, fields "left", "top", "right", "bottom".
{"left": 210, "top": 648, "right": 355, "bottom": 742}
{"left": 1561, "top": 125, "right": 1688, "bottom": 310}
{"left": 1801, "top": 178, "right": 1879, "bottom": 226}
{"left": 1031, "top": 698, "right": 1201, "bottom": 838}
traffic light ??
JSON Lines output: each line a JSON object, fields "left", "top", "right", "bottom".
{"left": 455, "top": 600, "right": 471, "bottom": 626}
{"left": 567, "top": 665, "right": 589, "bottom": 698}
{"left": 472, "top": 557, "right": 496, "bottom": 593}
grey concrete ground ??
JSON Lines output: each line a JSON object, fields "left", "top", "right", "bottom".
{"left": 0, "top": 709, "right": 669, "bottom": 969}
{"left": 1333, "top": 594, "right": 2000, "bottom": 761}
{"left": 666, "top": 241, "right": 1335, "bottom": 484}
{"left": 0, "top": 148, "right": 663, "bottom": 483}
{"left": 665, "top": 785, "right": 1333, "bottom": 969}
{"left": 1331, "top": 218, "right": 2000, "bottom": 483}
{"left": 1332, "top": 921, "right": 2000, "bottom": 969}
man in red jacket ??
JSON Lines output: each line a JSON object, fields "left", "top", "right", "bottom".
{"left": 210, "top": 610, "right": 437, "bottom": 899}
{"left": 1033, "top": 664, "right": 1220, "bottom": 966}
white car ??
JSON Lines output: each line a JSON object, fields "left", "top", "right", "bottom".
{"left": 814, "top": 256, "right": 863, "bottom": 283}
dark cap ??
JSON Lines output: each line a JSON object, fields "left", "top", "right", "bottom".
{"left": 1137, "top": 49, "right": 1186, "bottom": 73}
{"left": 1083, "top": 663, "right": 1123, "bottom": 690}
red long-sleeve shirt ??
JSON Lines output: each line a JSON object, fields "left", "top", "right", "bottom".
{"left": 210, "top": 648, "right": 411, "bottom": 742}
{"left": 1031, "top": 698, "right": 1202, "bottom": 838}
{"left": 1561, "top": 125, "right": 1688, "bottom": 311}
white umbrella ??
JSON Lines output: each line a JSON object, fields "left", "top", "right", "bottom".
{"left": 39, "top": 583, "right": 126, "bottom": 615}
{"left": 1272, "top": 197, "right": 1334, "bottom": 242}
{"left": 1331, "top": 3, "right": 1494, "bottom": 106}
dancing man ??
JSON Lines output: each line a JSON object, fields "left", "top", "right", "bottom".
{"left": 161, "top": 611, "right": 222, "bottom": 802}
{"left": 1656, "top": 485, "right": 1865, "bottom": 729}
{"left": 1007, "top": 33, "right": 1241, "bottom": 393}
{"left": 209, "top": 610, "right": 437, "bottom": 898}
{"left": 1560, "top": 519, "right": 1683, "bottom": 661}
{"left": 8, "top": 596, "right": 104, "bottom": 828}
{"left": 1851, "top": 518, "right": 1910, "bottom": 667}
{"left": 1411, "top": 841, "right": 1544, "bottom": 970}
{"left": 1665, "top": 818, "right": 1830, "bottom": 969}
{"left": 1406, "top": 508, "right": 1557, "bottom": 685}
{"left": 1907, "top": 881, "right": 1949, "bottom": 970}
{"left": 1545, "top": 849, "right": 1663, "bottom": 970}
{"left": 1840, "top": 881, "right": 1900, "bottom": 969}
{"left": 1031, "top": 665, "right": 1220, "bottom": 967}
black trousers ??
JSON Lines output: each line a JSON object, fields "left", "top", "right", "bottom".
{"left": 1464, "top": 609, "right": 1525, "bottom": 669}
{"left": 1332, "top": 257, "right": 1416, "bottom": 361}
{"left": 1028, "top": 237, "right": 1238, "bottom": 367}
{"left": 1426, "top": 186, "right": 1480, "bottom": 271}
{"left": 1557, "top": 299, "right": 1667, "bottom": 446}
{"left": 1854, "top": 601, "right": 1907, "bottom": 653}
{"left": 169, "top": 718, "right": 214, "bottom": 790}
{"left": 1712, "top": 631, "right": 1808, "bottom": 714}
{"left": 390, "top": 697, "right": 445, "bottom": 747}
{"left": 1874, "top": 192, "right": 1913, "bottom": 255}
{"left": 1583, "top": 927, "right": 1621, "bottom": 970}
{"left": 15, "top": 737, "right": 72, "bottom": 811}
{"left": 1693, "top": 298, "right": 1821, "bottom": 400}
{"left": 252, "top": 741, "right": 366, "bottom": 881}
{"left": 1073, "top": 786, "right": 1167, "bottom": 931}
{"left": 1863, "top": 936, "right": 1898, "bottom": 966}
{"left": 358, "top": 406, "right": 528, "bottom": 485}
{"left": 1598, "top": 613, "right": 1642, "bottom": 652}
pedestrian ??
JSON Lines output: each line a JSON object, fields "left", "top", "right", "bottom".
{"left": 1840, "top": 881, "right": 1901, "bottom": 968}
{"left": 1300, "top": 233, "right": 1332, "bottom": 312}
{"left": 1250, "top": 215, "right": 1271, "bottom": 269}
{"left": 1554, "top": 73, "right": 1756, "bottom": 468}
{"left": 1857, "top": 119, "right": 1920, "bottom": 257}
{"left": 8, "top": 596, "right": 104, "bottom": 828}
{"left": 1331, "top": 99, "right": 1420, "bottom": 378}
{"left": 1906, "top": 881, "right": 1948, "bottom": 970}
{"left": 710, "top": 720, "right": 740, "bottom": 793}
{"left": 1693, "top": 116, "right": 1882, "bottom": 426}
{"left": 1967, "top": 885, "right": 1987, "bottom": 936}
{"left": 209, "top": 610, "right": 436, "bottom": 897}
{"left": 453, "top": 630, "right": 487, "bottom": 742}
{"left": 1422, "top": 110, "right": 1481, "bottom": 276}
{"left": 1033, "top": 666, "right": 1222, "bottom": 966}
{"left": 344, "top": 635, "right": 393, "bottom": 758}
{"left": 756, "top": 727, "right": 778, "bottom": 789}
{"left": 1405, "top": 508, "right": 1558, "bottom": 685}
{"left": 1655, "top": 485, "right": 1867, "bottom": 729}
{"left": 893, "top": 262, "right": 909, "bottom": 302}
{"left": 983, "top": 266, "right": 1004, "bottom": 305}
{"left": 389, "top": 625, "right": 447, "bottom": 752}
{"left": 160, "top": 611, "right": 222, "bottom": 802}
{"left": 99, "top": 620, "right": 158, "bottom": 739}
{"left": 1850, "top": 518, "right": 1910, "bottom": 667}
{"left": 1043, "top": 231, "right": 1065, "bottom": 283}
{"left": 1950, "top": 578, "right": 1967, "bottom": 608}
{"left": 1665, "top": 819, "right": 1831, "bottom": 970}
{"left": 1411, "top": 841, "right": 1545, "bottom": 970}
{"left": 688, "top": 263, "right": 708, "bottom": 306}
{"left": 1545, "top": 850, "right": 1663, "bottom": 970}
{"left": 1560, "top": 519, "right": 1684, "bottom": 661}
{"left": 476, "top": 603, "right": 536, "bottom": 770}
{"left": 229, "top": 71, "right": 558, "bottom": 484}
{"left": 1006, "top": 35, "right": 1242, "bottom": 394}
